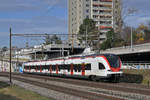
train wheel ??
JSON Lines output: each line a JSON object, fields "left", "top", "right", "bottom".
{"left": 90, "top": 75, "right": 99, "bottom": 82}
{"left": 111, "top": 76, "right": 120, "bottom": 83}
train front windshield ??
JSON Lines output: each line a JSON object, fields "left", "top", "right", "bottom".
{"left": 105, "top": 54, "right": 120, "bottom": 68}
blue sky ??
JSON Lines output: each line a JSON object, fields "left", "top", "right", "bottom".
{"left": 0, "top": 0, "right": 150, "bottom": 47}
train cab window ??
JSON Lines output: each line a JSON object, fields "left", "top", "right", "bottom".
{"left": 99, "top": 63, "right": 105, "bottom": 70}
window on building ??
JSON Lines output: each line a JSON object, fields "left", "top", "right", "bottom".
{"left": 86, "top": 9, "right": 89, "bottom": 13}
{"left": 86, "top": 4, "right": 89, "bottom": 7}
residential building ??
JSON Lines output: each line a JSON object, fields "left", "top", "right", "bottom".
{"left": 68, "top": 0, "right": 121, "bottom": 43}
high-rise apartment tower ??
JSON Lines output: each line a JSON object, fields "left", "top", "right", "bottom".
{"left": 68, "top": 0, "right": 121, "bottom": 43}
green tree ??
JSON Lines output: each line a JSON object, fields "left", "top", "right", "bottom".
{"left": 78, "top": 18, "right": 99, "bottom": 47}
{"left": 2, "top": 46, "right": 8, "bottom": 52}
{"left": 144, "top": 29, "right": 150, "bottom": 40}
{"left": 45, "top": 35, "right": 51, "bottom": 45}
{"left": 140, "top": 22, "right": 150, "bottom": 41}
{"left": 100, "top": 29, "right": 124, "bottom": 50}
{"left": 44, "top": 34, "right": 62, "bottom": 45}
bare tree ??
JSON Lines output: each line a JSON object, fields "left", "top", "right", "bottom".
{"left": 116, "top": 0, "right": 138, "bottom": 34}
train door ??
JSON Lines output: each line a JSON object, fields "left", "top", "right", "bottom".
{"left": 82, "top": 63, "right": 85, "bottom": 76}
{"left": 56, "top": 64, "right": 58, "bottom": 74}
{"left": 70, "top": 64, "right": 73, "bottom": 75}
{"left": 36, "top": 66, "right": 38, "bottom": 72}
{"left": 29, "top": 66, "right": 31, "bottom": 72}
{"left": 49, "top": 65, "right": 52, "bottom": 74}
{"left": 91, "top": 60, "right": 99, "bottom": 74}
{"left": 24, "top": 66, "right": 27, "bottom": 72}
{"left": 40, "top": 65, "right": 42, "bottom": 73}
{"left": 98, "top": 62, "right": 106, "bottom": 77}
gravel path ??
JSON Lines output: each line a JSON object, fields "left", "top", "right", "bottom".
{"left": 0, "top": 77, "right": 87, "bottom": 100}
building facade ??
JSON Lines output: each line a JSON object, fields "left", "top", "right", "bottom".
{"left": 68, "top": 0, "right": 121, "bottom": 43}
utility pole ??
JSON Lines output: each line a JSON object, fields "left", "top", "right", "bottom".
{"left": 34, "top": 52, "right": 37, "bottom": 60}
{"left": 42, "top": 45, "right": 44, "bottom": 60}
{"left": 85, "top": 26, "right": 88, "bottom": 48}
{"left": 71, "top": 34, "right": 74, "bottom": 53}
{"left": 9, "top": 27, "right": 12, "bottom": 84}
{"left": 131, "top": 27, "right": 133, "bottom": 51}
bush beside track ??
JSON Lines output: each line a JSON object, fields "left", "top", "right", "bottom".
{"left": 123, "top": 69, "right": 150, "bottom": 85}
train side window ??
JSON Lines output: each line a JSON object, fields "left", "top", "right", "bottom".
{"left": 33, "top": 66, "right": 36, "bottom": 70}
{"left": 74, "top": 64, "right": 77, "bottom": 72}
{"left": 67, "top": 64, "right": 70, "bottom": 72}
{"left": 77, "top": 64, "right": 81, "bottom": 72}
{"left": 99, "top": 63, "right": 105, "bottom": 70}
{"left": 64, "top": 64, "right": 67, "bottom": 70}
{"left": 52, "top": 65, "right": 56, "bottom": 71}
{"left": 25, "top": 66, "right": 29, "bottom": 70}
{"left": 30, "top": 66, "right": 32, "bottom": 70}
{"left": 61, "top": 64, "right": 64, "bottom": 70}
{"left": 46, "top": 65, "right": 49, "bottom": 69}
{"left": 85, "top": 64, "right": 91, "bottom": 70}
{"left": 37, "top": 66, "right": 40, "bottom": 70}
{"left": 47, "top": 65, "right": 49, "bottom": 69}
{"left": 58, "top": 65, "right": 61, "bottom": 71}
{"left": 42, "top": 65, "right": 45, "bottom": 70}
{"left": 46, "top": 65, "right": 49, "bottom": 71}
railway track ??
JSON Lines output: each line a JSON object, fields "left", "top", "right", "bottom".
{"left": 0, "top": 72, "right": 150, "bottom": 100}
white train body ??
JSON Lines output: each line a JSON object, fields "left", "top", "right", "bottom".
{"left": 24, "top": 54, "right": 122, "bottom": 80}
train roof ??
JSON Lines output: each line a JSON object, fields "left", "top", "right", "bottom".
{"left": 26, "top": 53, "right": 117, "bottom": 63}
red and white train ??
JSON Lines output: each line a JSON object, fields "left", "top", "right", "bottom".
{"left": 23, "top": 54, "right": 122, "bottom": 82}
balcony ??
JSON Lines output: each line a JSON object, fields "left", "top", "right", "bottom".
{"left": 100, "top": 2, "right": 112, "bottom": 5}
{"left": 100, "top": 23, "right": 112, "bottom": 26}
{"left": 100, "top": 18, "right": 112, "bottom": 21}
{"left": 100, "top": 34, "right": 106, "bottom": 39}
{"left": 99, "top": 7, "right": 112, "bottom": 10}
{"left": 99, "top": 12, "right": 112, "bottom": 16}
{"left": 99, "top": 25, "right": 112, "bottom": 29}
{"left": 100, "top": 29, "right": 109, "bottom": 33}
{"left": 100, "top": 0, "right": 112, "bottom": 2}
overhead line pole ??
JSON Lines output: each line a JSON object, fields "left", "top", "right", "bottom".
{"left": 86, "top": 26, "right": 88, "bottom": 48}
{"left": 9, "top": 27, "right": 12, "bottom": 84}
{"left": 131, "top": 27, "right": 133, "bottom": 51}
